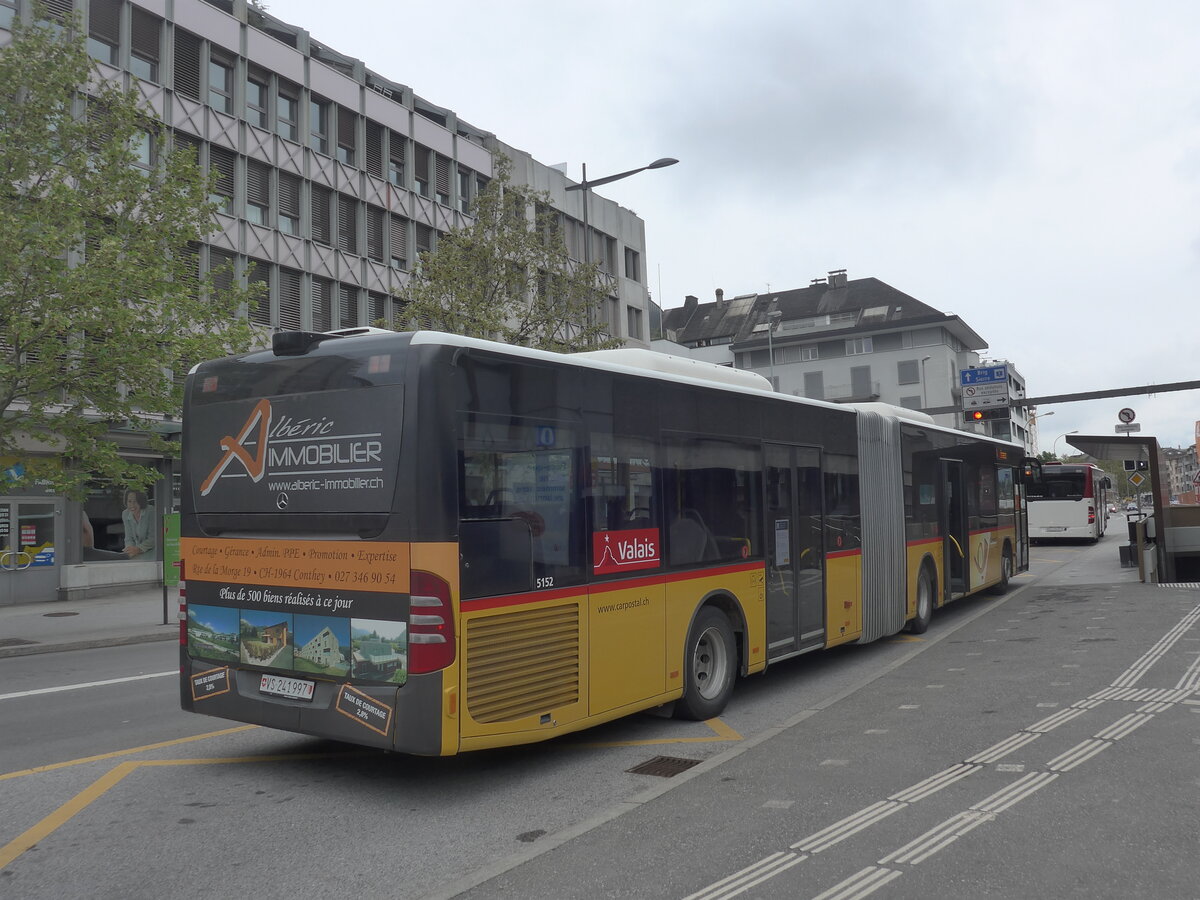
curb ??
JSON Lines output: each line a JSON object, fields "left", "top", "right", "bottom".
{"left": 0, "top": 630, "right": 177, "bottom": 660}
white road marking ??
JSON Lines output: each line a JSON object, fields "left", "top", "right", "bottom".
{"left": 0, "top": 670, "right": 176, "bottom": 701}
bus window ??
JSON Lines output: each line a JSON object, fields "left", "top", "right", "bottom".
{"left": 589, "top": 435, "right": 658, "bottom": 535}
{"left": 459, "top": 415, "right": 586, "bottom": 597}
{"left": 663, "top": 438, "right": 762, "bottom": 566}
{"left": 823, "top": 453, "right": 860, "bottom": 552}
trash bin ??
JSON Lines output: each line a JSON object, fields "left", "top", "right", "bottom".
{"left": 1118, "top": 544, "right": 1135, "bottom": 568}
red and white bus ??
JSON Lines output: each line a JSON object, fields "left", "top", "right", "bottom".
{"left": 1026, "top": 461, "right": 1111, "bottom": 542}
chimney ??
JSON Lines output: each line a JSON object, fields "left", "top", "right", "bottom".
{"left": 683, "top": 295, "right": 699, "bottom": 317}
{"left": 827, "top": 269, "right": 848, "bottom": 288}
{"left": 715, "top": 288, "right": 726, "bottom": 309}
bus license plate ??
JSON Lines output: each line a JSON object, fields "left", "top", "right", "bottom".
{"left": 259, "top": 673, "right": 315, "bottom": 701}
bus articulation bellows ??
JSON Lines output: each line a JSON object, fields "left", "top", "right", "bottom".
{"left": 179, "top": 329, "right": 1029, "bottom": 755}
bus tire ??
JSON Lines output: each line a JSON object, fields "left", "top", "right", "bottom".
{"left": 909, "top": 565, "right": 935, "bottom": 634}
{"left": 990, "top": 545, "right": 1013, "bottom": 595}
{"left": 676, "top": 607, "right": 736, "bottom": 720}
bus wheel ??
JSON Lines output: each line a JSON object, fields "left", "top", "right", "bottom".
{"left": 990, "top": 545, "right": 1013, "bottom": 595}
{"left": 909, "top": 566, "right": 935, "bottom": 634}
{"left": 676, "top": 607, "right": 736, "bottom": 720}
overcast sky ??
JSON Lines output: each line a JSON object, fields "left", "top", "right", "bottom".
{"left": 280, "top": 0, "right": 1200, "bottom": 452}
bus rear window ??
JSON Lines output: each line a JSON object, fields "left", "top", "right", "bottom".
{"left": 1028, "top": 471, "right": 1086, "bottom": 500}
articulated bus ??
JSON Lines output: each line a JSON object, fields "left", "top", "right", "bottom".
{"left": 1026, "top": 461, "right": 1111, "bottom": 542}
{"left": 179, "top": 329, "right": 1028, "bottom": 755}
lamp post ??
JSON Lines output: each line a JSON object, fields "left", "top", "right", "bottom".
{"left": 565, "top": 158, "right": 678, "bottom": 333}
{"left": 1028, "top": 410, "right": 1053, "bottom": 455}
{"left": 766, "top": 309, "right": 782, "bottom": 388}
{"left": 919, "top": 356, "right": 931, "bottom": 409}
{"left": 1053, "top": 429, "right": 1078, "bottom": 459}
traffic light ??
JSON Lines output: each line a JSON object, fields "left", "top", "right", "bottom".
{"left": 962, "top": 407, "right": 1010, "bottom": 424}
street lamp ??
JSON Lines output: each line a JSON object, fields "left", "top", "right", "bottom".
{"left": 565, "top": 158, "right": 679, "bottom": 331}
{"left": 766, "top": 309, "right": 782, "bottom": 388}
{"left": 1028, "top": 410, "right": 1053, "bottom": 455}
{"left": 1053, "top": 429, "right": 1078, "bottom": 458}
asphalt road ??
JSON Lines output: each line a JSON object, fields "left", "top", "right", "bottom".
{"left": 2, "top": 536, "right": 1197, "bottom": 900}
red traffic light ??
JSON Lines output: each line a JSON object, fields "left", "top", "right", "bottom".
{"left": 963, "top": 407, "right": 1010, "bottom": 424}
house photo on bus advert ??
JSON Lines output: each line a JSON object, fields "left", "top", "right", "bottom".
{"left": 187, "top": 388, "right": 401, "bottom": 514}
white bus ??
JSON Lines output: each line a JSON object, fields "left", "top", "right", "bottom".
{"left": 1026, "top": 462, "right": 1111, "bottom": 542}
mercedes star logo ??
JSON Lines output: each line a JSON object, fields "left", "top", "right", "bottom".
{"left": 276, "top": 492, "right": 289, "bottom": 510}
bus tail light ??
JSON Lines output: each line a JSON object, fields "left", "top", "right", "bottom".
{"left": 408, "top": 570, "right": 455, "bottom": 673}
{"left": 1087, "top": 505, "right": 1096, "bottom": 525}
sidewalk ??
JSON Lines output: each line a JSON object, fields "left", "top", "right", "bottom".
{"left": 0, "top": 586, "right": 179, "bottom": 658}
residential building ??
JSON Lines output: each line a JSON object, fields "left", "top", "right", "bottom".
{"left": 0, "top": 0, "right": 652, "bottom": 602}
{"left": 660, "top": 271, "right": 1011, "bottom": 436}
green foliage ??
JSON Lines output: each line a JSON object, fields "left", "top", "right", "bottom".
{"left": 0, "top": 15, "right": 259, "bottom": 498}
{"left": 393, "top": 155, "right": 622, "bottom": 352}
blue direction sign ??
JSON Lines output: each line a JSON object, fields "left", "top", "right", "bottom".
{"left": 960, "top": 365, "right": 1009, "bottom": 386}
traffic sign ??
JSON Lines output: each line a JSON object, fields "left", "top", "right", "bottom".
{"left": 960, "top": 365, "right": 1008, "bottom": 387}
{"left": 1118, "top": 407, "right": 1136, "bottom": 424}
{"left": 1193, "top": 472, "right": 1200, "bottom": 487}
{"left": 1115, "top": 424, "right": 1141, "bottom": 433}
{"left": 1128, "top": 472, "right": 1146, "bottom": 488}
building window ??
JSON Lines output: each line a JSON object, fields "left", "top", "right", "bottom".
{"left": 899, "top": 395, "right": 922, "bottom": 410}
{"left": 279, "top": 267, "right": 302, "bottom": 330}
{"left": 277, "top": 172, "right": 300, "bottom": 235}
{"left": 846, "top": 337, "right": 873, "bottom": 356}
{"left": 247, "top": 259, "right": 272, "bottom": 328}
{"left": 246, "top": 67, "right": 269, "bottom": 129}
{"left": 413, "top": 144, "right": 431, "bottom": 197}
{"left": 246, "top": 160, "right": 270, "bottom": 225}
{"left": 338, "top": 283, "right": 357, "bottom": 329}
{"left": 415, "top": 222, "right": 434, "bottom": 259}
{"left": 366, "top": 206, "right": 385, "bottom": 263}
{"left": 364, "top": 121, "right": 384, "bottom": 178}
{"left": 87, "top": 0, "right": 121, "bottom": 66}
{"left": 458, "top": 168, "right": 473, "bottom": 213}
{"left": 804, "top": 371, "right": 824, "bottom": 401}
{"left": 624, "top": 247, "right": 641, "bottom": 282}
{"left": 208, "top": 55, "right": 234, "bottom": 114}
{"left": 208, "top": 146, "right": 235, "bottom": 214}
{"left": 311, "top": 185, "right": 332, "bottom": 245}
{"left": 389, "top": 216, "right": 408, "bottom": 269}
{"left": 276, "top": 81, "right": 299, "bottom": 142}
{"left": 174, "top": 30, "right": 202, "bottom": 101}
{"left": 388, "top": 131, "right": 406, "bottom": 188}
{"left": 626, "top": 306, "right": 643, "bottom": 340}
{"left": 337, "top": 194, "right": 358, "bottom": 254}
{"left": 336, "top": 105, "right": 356, "bottom": 165}
{"left": 311, "top": 277, "right": 332, "bottom": 331}
{"left": 131, "top": 130, "right": 154, "bottom": 169}
{"left": 799, "top": 346, "right": 818, "bottom": 361}
{"left": 129, "top": 8, "right": 160, "bottom": 82}
{"left": 0, "top": 1, "right": 15, "bottom": 30}
{"left": 369, "top": 292, "right": 387, "bottom": 326}
{"left": 897, "top": 359, "right": 920, "bottom": 384}
{"left": 309, "top": 97, "right": 329, "bottom": 154}
{"left": 434, "top": 153, "right": 451, "bottom": 206}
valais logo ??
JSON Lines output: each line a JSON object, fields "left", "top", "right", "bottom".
{"left": 592, "top": 528, "right": 661, "bottom": 575}
{"left": 200, "top": 399, "right": 272, "bottom": 496}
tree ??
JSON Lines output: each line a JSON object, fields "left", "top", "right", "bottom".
{"left": 393, "top": 155, "right": 621, "bottom": 352}
{"left": 0, "top": 15, "right": 259, "bottom": 498}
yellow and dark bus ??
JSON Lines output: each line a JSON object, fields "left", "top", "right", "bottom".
{"left": 179, "top": 328, "right": 1028, "bottom": 755}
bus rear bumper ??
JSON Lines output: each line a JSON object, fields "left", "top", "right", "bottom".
{"left": 180, "top": 655, "right": 448, "bottom": 755}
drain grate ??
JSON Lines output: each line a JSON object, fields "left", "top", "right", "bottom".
{"left": 626, "top": 755, "right": 703, "bottom": 777}
{"left": 43, "top": 611, "right": 80, "bottom": 618}
{"left": 0, "top": 638, "right": 38, "bottom": 648}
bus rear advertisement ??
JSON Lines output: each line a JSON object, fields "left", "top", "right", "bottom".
{"left": 179, "top": 329, "right": 1029, "bottom": 755}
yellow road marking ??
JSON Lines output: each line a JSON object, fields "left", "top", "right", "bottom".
{"left": 0, "top": 724, "right": 258, "bottom": 781}
{"left": 566, "top": 716, "right": 742, "bottom": 749}
{"left": 0, "top": 749, "right": 369, "bottom": 869}
{"left": 889, "top": 635, "right": 925, "bottom": 643}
